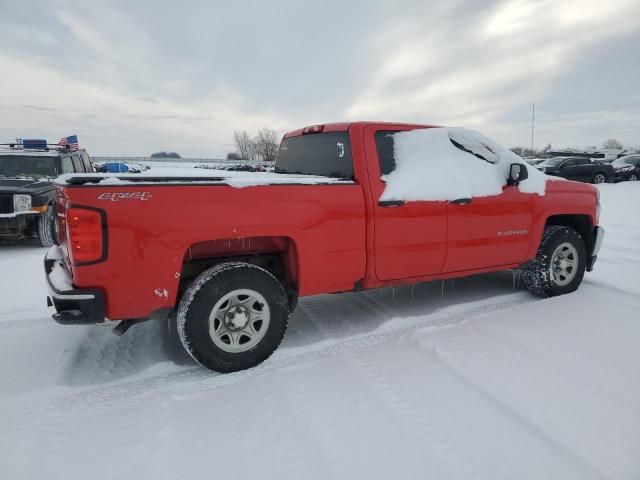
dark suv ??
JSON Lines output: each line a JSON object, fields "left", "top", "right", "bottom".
{"left": 535, "top": 156, "right": 614, "bottom": 184}
{"left": 0, "top": 144, "right": 93, "bottom": 246}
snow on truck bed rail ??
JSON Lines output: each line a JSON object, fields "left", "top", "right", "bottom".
{"left": 56, "top": 168, "right": 351, "bottom": 188}
{"left": 381, "top": 127, "right": 552, "bottom": 202}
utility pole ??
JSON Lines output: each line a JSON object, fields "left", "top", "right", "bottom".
{"left": 530, "top": 103, "right": 535, "bottom": 156}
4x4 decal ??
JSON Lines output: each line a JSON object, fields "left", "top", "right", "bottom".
{"left": 97, "top": 192, "right": 152, "bottom": 202}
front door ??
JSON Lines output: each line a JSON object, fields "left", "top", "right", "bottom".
{"left": 443, "top": 185, "right": 534, "bottom": 272}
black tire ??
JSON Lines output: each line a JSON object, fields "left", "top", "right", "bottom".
{"left": 177, "top": 262, "right": 289, "bottom": 373}
{"left": 37, "top": 206, "right": 56, "bottom": 247}
{"left": 522, "top": 225, "right": 587, "bottom": 298}
{"left": 592, "top": 172, "right": 607, "bottom": 184}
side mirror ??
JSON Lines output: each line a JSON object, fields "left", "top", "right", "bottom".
{"left": 507, "top": 163, "right": 528, "bottom": 186}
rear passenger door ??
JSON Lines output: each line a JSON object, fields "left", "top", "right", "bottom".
{"left": 365, "top": 125, "right": 448, "bottom": 280}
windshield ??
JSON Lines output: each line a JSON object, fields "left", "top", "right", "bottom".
{"left": 537, "top": 158, "right": 565, "bottom": 167}
{"left": 0, "top": 155, "right": 57, "bottom": 179}
{"left": 612, "top": 157, "right": 632, "bottom": 166}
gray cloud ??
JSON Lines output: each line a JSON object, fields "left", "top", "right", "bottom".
{"left": 1, "top": 0, "right": 638, "bottom": 156}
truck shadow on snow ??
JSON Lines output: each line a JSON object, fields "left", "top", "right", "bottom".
{"left": 62, "top": 270, "right": 523, "bottom": 386}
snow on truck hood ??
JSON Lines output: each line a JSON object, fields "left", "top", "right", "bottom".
{"left": 55, "top": 168, "right": 351, "bottom": 188}
{"left": 380, "top": 127, "right": 552, "bottom": 202}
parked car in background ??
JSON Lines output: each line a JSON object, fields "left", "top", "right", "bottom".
{"left": 535, "top": 156, "right": 614, "bottom": 184}
{"left": 1, "top": 140, "right": 93, "bottom": 246}
{"left": 94, "top": 161, "right": 149, "bottom": 173}
{"left": 611, "top": 155, "right": 640, "bottom": 182}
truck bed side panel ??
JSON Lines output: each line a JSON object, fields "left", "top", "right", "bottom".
{"left": 59, "top": 183, "right": 366, "bottom": 320}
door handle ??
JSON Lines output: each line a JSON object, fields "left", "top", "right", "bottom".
{"left": 378, "top": 200, "right": 405, "bottom": 207}
{"left": 451, "top": 198, "right": 472, "bottom": 205}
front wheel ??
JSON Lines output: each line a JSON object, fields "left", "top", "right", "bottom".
{"left": 37, "top": 206, "right": 56, "bottom": 247}
{"left": 592, "top": 173, "right": 606, "bottom": 184}
{"left": 522, "top": 226, "right": 587, "bottom": 298}
{"left": 177, "top": 262, "right": 289, "bottom": 373}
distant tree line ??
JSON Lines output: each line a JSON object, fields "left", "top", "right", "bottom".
{"left": 151, "top": 151, "right": 181, "bottom": 158}
{"left": 602, "top": 139, "right": 623, "bottom": 150}
{"left": 229, "top": 128, "right": 279, "bottom": 162}
{"left": 510, "top": 143, "right": 552, "bottom": 157}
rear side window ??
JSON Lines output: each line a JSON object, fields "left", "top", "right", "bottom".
{"left": 275, "top": 132, "right": 354, "bottom": 179}
{"left": 71, "top": 155, "right": 84, "bottom": 172}
{"left": 81, "top": 152, "right": 93, "bottom": 172}
{"left": 375, "top": 131, "right": 398, "bottom": 175}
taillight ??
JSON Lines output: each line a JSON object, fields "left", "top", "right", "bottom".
{"left": 66, "top": 207, "right": 106, "bottom": 264}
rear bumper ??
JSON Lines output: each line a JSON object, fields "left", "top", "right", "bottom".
{"left": 586, "top": 226, "right": 604, "bottom": 272}
{"left": 44, "top": 247, "right": 106, "bottom": 325}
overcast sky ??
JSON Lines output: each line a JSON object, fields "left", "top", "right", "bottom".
{"left": 1, "top": 0, "right": 638, "bottom": 157}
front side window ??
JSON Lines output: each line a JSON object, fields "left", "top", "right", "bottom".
{"left": 275, "top": 132, "right": 354, "bottom": 179}
{"left": 61, "top": 157, "right": 74, "bottom": 173}
{"left": 375, "top": 128, "right": 500, "bottom": 177}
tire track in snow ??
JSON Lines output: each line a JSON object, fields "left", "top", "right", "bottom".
{"left": 412, "top": 321, "right": 614, "bottom": 479}
{"left": 0, "top": 293, "right": 534, "bottom": 428}
{"left": 349, "top": 345, "right": 481, "bottom": 478}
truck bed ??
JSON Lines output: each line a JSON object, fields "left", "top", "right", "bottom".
{"left": 55, "top": 176, "right": 366, "bottom": 319}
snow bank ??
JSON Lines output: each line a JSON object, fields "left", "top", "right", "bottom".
{"left": 380, "top": 127, "right": 548, "bottom": 202}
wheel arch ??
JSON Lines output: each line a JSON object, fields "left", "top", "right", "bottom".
{"left": 544, "top": 214, "right": 594, "bottom": 252}
{"left": 178, "top": 235, "right": 300, "bottom": 309}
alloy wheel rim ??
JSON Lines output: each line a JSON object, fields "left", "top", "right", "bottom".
{"left": 208, "top": 289, "right": 270, "bottom": 353}
{"left": 550, "top": 242, "right": 579, "bottom": 286}
{"left": 594, "top": 174, "right": 605, "bottom": 184}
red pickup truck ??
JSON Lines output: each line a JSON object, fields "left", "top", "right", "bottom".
{"left": 45, "top": 122, "right": 604, "bottom": 372}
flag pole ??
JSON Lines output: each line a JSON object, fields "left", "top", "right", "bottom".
{"left": 530, "top": 103, "right": 535, "bottom": 155}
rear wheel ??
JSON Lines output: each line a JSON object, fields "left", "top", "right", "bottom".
{"left": 592, "top": 173, "right": 606, "bottom": 184}
{"left": 523, "top": 226, "right": 586, "bottom": 298}
{"left": 177, "top": 262, "right": 289, "bottom": 373}
{"left": 37, "top": 206, "right": 56, "bottom": 247}
{"left": 630, "top": 174, "right": 638, "bottom": 181}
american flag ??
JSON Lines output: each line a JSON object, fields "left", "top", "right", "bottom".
{"left": 59, "top": 135, "right": 79, "bottom": 151}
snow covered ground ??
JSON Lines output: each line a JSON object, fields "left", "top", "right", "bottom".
{"left": 0, "top": 183, "right": 639, "bottom": 480}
